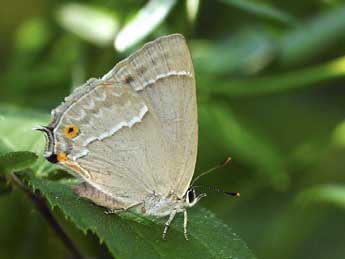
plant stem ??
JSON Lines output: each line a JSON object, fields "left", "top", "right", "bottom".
{"left": 11, "top": 173, "right": 84, "bottom": 259}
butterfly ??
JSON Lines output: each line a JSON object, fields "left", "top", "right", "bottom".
{"left": 35, "top": 34, "right": 238, "bottom": 240}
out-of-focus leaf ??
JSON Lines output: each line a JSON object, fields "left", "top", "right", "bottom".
{"left": 280, "top": 6, "right": 345, "bottom": 65}
{"left": 0, "top": 107, "right": 48, "bottom": 153}
{"left": 28, "top": 176, "right": 256, "bottom": 259}
{"left": 0, "top": 181, "right": 11, "bottom": 195}
{"left": 332, "top": 120, "right": 345, "bottom": 148}
{"left": 0, "top": 151, "right": 37, "bottom": 176}
{"left": 56, "top": 3, "right": 119, "bottom": 46}
{"left": 207, "top": 102, "right": 289, "bottom": 189}
{"left": 201, "top": 55, "right": 345, "bottom": 96}
{"left": 2, "top": 33, "right": 80, "bottom": 109}
{"left": 222, "top": 0, "right": 297, "bottom": 25}
{"left": 186, "top": 0, "right": 200, "bottom": 23}
{"left": 257, "top": 205, "right": 327, "bottom": 259}
{"left": 115, "top": 0, "right": 176, "bottom": 52}
{"left": 296, "top": 185, "right": 345, "bottom": 209}
{"left": 0, "top": 177, "right": 72, "bottom": 258}
{"left": 0, "top": 107, "right": 54, "bottom": 176}
{"left": 0, "top": 139, "right": 12, "bottom": 156}
{"left": 289, "top": 140, "right": 330, "bottom": 171}
{"left": 15, "top": 17, "right": 51, "bottom": 52}
{"left": 192, "top": 28, "right": 275, "bottom": 75}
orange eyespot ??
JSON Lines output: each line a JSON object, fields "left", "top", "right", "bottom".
{"left": 63, "top": 124, "right": 79, "bottom": 138}
{"left": 57, "top": 152, "right": 67, "bottom": 162}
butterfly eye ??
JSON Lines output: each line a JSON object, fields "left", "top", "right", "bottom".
{"left": 63, "top": 125, "right": 79, "bottom": 138}
{"left": 187, "top": 189, "right": 196, "bottom": 204}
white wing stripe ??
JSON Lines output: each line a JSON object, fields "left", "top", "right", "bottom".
{"left": 72, "top": 149, "right": 89, "bottom": 160}
{"left": 82, "top": 105, "right": 149, "bottom": 147}
{"left": 138, "top": 70, "right": 193, "bottom": 90}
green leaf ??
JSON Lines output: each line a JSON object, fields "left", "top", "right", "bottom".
{"left": 0, "top": 107, "right": 54, "bottom": 176}
{"left": 0, "top": 107, "right": 48, "bottom": 152}
{"left": 279, "top": 6, "right": 345, "bottom": 65}
{"left": 15, "top": 17, "right": 51, "bottom": 52}
{"left": 186, "top": 0, "right": 200, "bottom": 23}
{"left": 332, "top": 120, "right": 345, "bottom": 148}
{"left": 0, "top": 139, "right": 12, "bottom": 156}
{"left": 222, "top": 0, "right": 297, "bottom": 25}
{"left": 296, "top": 184, "right": 345, "bottom": 209}
{"left": 206, "top": 102, "right": 289, "bottom": 189}
{"left": 192, "top": 28, "right": 275, "bottom": 76}
{"left": 0, "top": 151, "right": 37, "bottom": 176}
{"left": 27, "top": 176, "right": 256, "bottom": 259}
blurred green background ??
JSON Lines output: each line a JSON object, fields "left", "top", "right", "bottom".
{"left": 1, "top": 0, "right": 345, "bottom": 258}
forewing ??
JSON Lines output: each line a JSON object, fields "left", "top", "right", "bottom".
{"left": 103, "top": 34, "right": 198, "bottom": 197}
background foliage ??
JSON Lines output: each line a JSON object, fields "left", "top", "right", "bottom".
{"left": 1, "top": 0, "right": 345, "bottom": 258}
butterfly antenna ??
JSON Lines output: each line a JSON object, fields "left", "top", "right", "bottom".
{"left": 191, "top": 156, "right": 232, "bottom": 186}
{"left": 193, "top": 185, "right": 240, "bottom": 197}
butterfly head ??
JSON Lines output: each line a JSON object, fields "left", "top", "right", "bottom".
{"left": 34, "top": 119, "right": 77, "bottom": 165}
{"left": 34, "top": 89, "right": 89, "bottom": 166}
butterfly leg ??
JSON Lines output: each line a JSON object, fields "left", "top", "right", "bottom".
{"left": 104, "top": 208, "right": 125, "bottom": 214}
{"left": 162, "top": 209, "right": 177, "bottom": 240}
{"left": 183, "top": 209, "right": 189, "bottom": 240}
{"left": 104, "top": 202, "right": 143, "bottom": 214}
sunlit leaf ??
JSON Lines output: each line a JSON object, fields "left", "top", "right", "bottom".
{"left": 56, "top": 3, "right": 119, "bottom": 46}
{"left": 115, "top": 0, "right": 176, "bottom": 52}
{"left": 186, "top": 0, "right": 200, "bottom": 23}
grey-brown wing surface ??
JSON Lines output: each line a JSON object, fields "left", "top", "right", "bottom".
{"left": 103, "top": 34, "right": 198, "bottom": 198}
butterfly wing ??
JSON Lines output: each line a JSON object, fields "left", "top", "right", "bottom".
{"left": 103, "top": 34, "right": 198, "bottom": 197}
{"left": 45, "top": 34, "right": 197, "bottom": 208}
{"left": 47, "top": 79, "right": 174, "bottom": 207}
